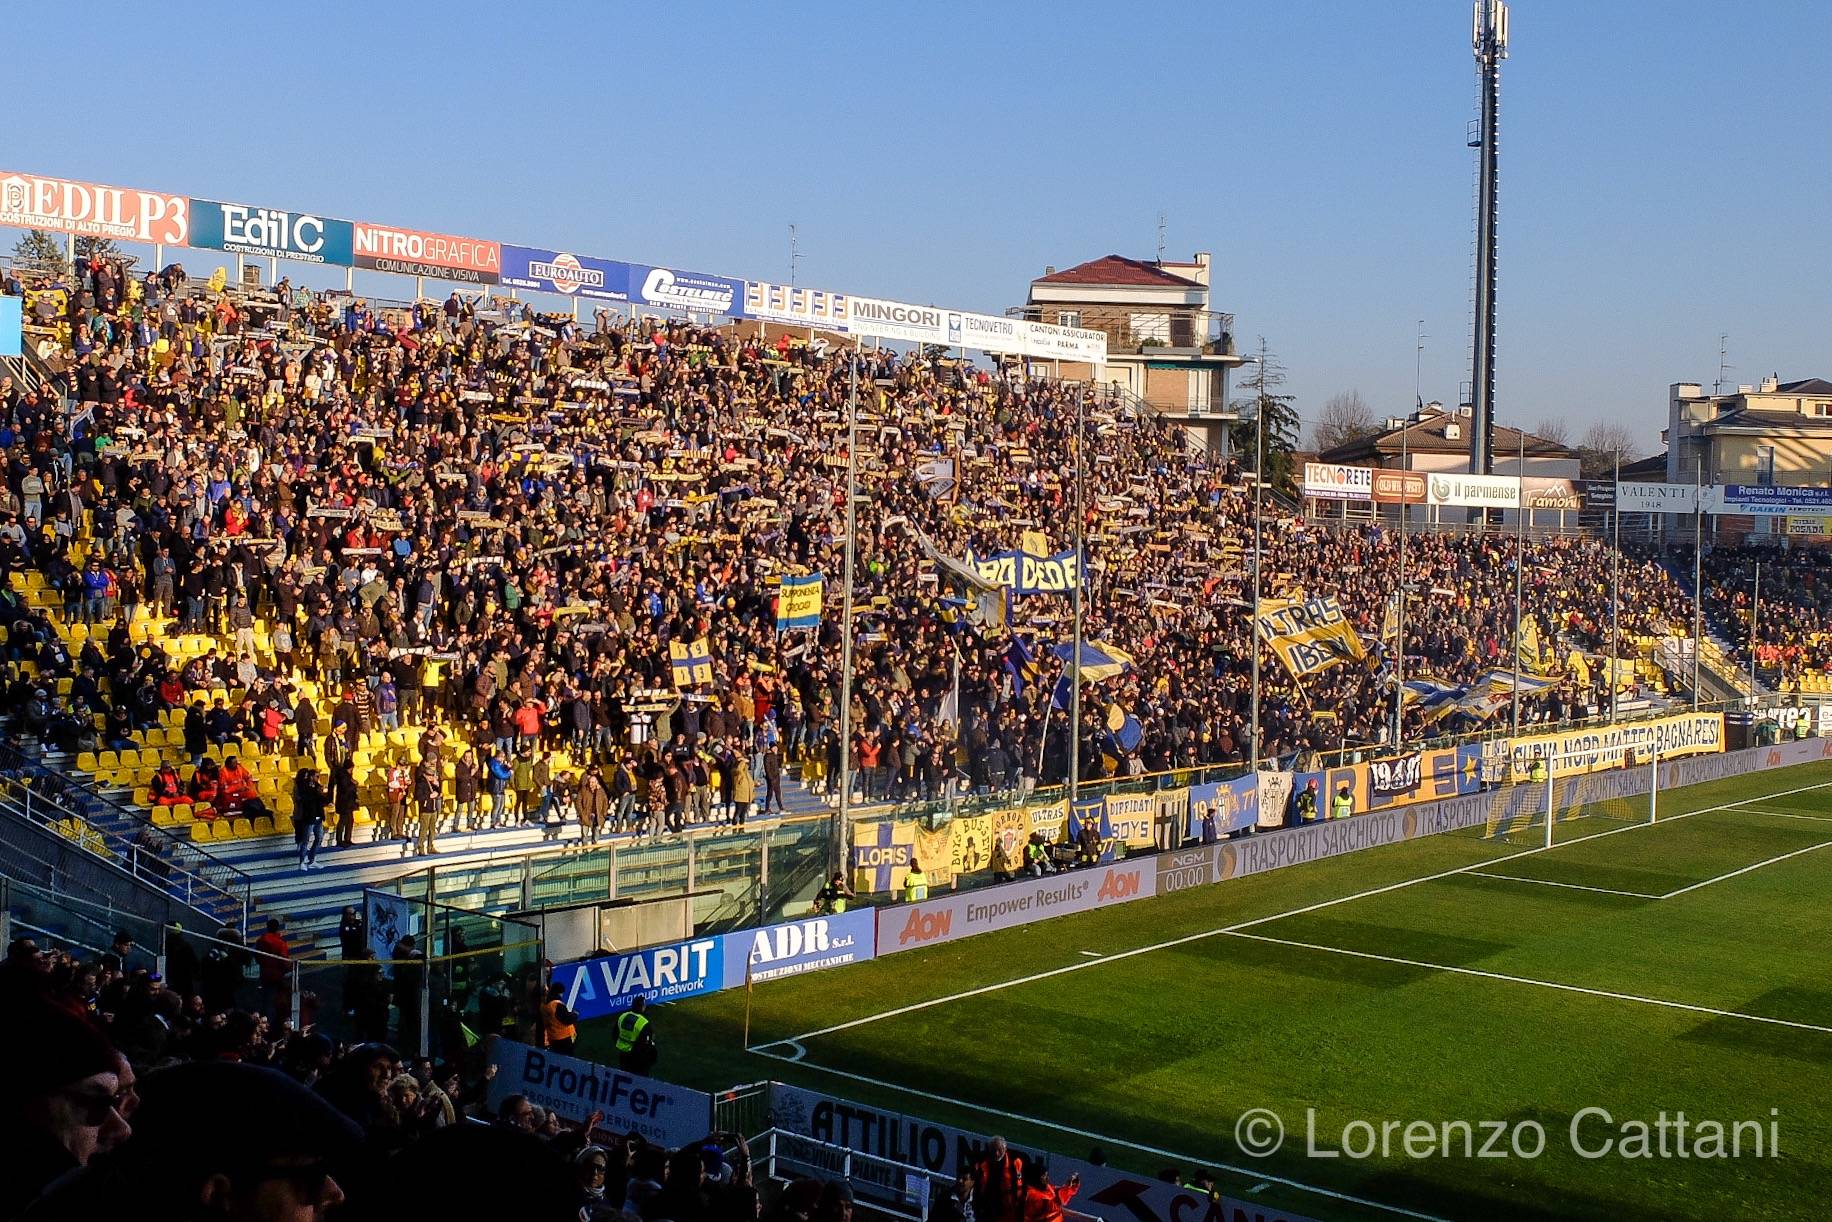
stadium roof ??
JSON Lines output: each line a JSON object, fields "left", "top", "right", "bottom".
{"left": 1317, "top": 414, "right": 1574, "bottom": 464}
{"left": 1033, "top": 255, "right": 1205, "bottom": 289}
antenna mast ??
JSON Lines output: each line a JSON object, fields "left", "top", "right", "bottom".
{"left": 1467, "top": 0, "right": 1509, "bottom": 476}
{"left": 789, "top": 223, "right": 802, "bottom": 287}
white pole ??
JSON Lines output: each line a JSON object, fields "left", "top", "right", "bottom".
{"left": 1649, "top": 747, "right": 1659, "bottom": 824}
{"left": 1511, "top": 431, "right": 1525, "bottom": 733}
{"left": 832, "top": 350, "right": 860, "bottom": 873}
{"left": 1544, "top": 755, "right": 1555, "bottom": 850}
{"left": 1609, "top": 450, "right": 1621, "bottom": 723}
{"left": 1069, "top": 385, "right": 1086, "bottom": 798}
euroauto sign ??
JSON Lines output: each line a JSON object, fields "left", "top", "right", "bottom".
{"left": 876, "top": 861, "right": 1152, "bottom": 955}
{"left": 499, "top": 244, "right": 630, "bottom": 300}
{"left": 0, "top": 170, "right": 188, "bottom": 245}
{"left": 1302, "top": 462, "right": 1373, "bottom": 501}
{"left": 190, "top": 199, "right": 354, "bottom": 265}
{"left": 354, "top": 221, "right": 500, "bottom": 283}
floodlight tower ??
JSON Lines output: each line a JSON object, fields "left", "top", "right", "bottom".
{"left": 1468, "top": 0, "right": 1508, "bottom": 476}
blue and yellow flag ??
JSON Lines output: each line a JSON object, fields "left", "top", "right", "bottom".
{"left": 776, "top": 573, "right": 824, "bottom": 632}
{"left": 669, "top": 637, "right": 714, "bottom": 688}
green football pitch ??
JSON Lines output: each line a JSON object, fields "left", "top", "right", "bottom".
{"left": 577, "top": 760, "right": 1832, "bottom": 1222}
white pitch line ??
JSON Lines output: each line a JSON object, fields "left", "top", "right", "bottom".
{"left": 746, "top": 1045, "right": 1454, "bottom": 1222}
{"left": 1226, "top": 930, "right": 1832, "bottom": 1037}
{"left": 767, "top": 777, "right": 1832, "bottom": 1046}
{"left": 1727, "top": 806, "right": 1832, "bottom": 823}
{"left": 1078, "top": 950, "right": 1102, "bottom": 958}
{"left": 1659, "top": 839, "right": 1832, "bottom": 899}
{"left": 1463, "top": 871, "right": 1663, "bottom": 899}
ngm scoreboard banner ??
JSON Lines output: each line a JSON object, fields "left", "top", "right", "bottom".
{"left": 1506, "top": 712, "right": 1725, "bottom": 775}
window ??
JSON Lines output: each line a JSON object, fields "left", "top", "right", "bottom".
{"left": 1055, "top": 311, "right": 1080, "bottom": 328}
{"left": 1811, "top": 402, "right": 1832, "bottom": 418}
{"left": 1756, "top": 446, "right": 1776, "bottom": 486}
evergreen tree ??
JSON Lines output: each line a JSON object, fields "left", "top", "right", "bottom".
{"left": 1228, "top": 338, "right": 1302, "bottom": 490}
{"left": 11, "top": 228, "right": 65, "bottom": 275}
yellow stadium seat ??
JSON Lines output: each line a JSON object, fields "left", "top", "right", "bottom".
{"left": 75, "top": 752, "right": 97, "bottom": 774}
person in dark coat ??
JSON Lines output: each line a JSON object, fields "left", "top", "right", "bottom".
{"left": 292, "top": 766, "right": 327, "bottom": 869}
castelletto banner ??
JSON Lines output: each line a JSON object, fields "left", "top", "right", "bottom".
{"left": 740, "top": 280, "right": 851, "bottom": 331}
{"left": 1426, "top": 472, "right": 1519, "bottom": 509}
{"left": 1521, "top": 477, "right": 1585, "bottom": 510}
{"left": 1294, "top": 742, "right": 1485, "bottom": 817}
{"left": 1302, "top": 462, "right": 1373, "bottom": 501}
{"left": 628, "top": 263, "right": 742, "bottom": 316}
{"left": 353, "top": 221, "right": 500, "bottom": 284}
{"left": 1703, "top": 485, "right": 1832, "bottom": 517}
{"left": 1, "top": 170, "right": 189, "bottom": 246}
{"left": 875, "top": 861, "right": 1152, "bottom": 955}
{"left": 1506, "top": 711, "right": 1724, "bottom": 775}
{"left": 499, "top": 245, "right": 630, "bottom": 301}
{"left": 1371, "top": 469, "right": 1428, "bottom": 505}
{"left": 190, "top": 199, "right": 354, "bottom": 265}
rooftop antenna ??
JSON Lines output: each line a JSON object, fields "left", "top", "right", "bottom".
{"left": 1416, "top": 319, "right": 1428, "bottom": 413}
{"left": 789, "top": 223, "right": 802, "bottom": 288}
{"left": 1714, "top": 334, "right": 1732, "bottom": 395}
{"left": 1156, "top": 212, "right": 1167, "bottom": 263}
{"left": 1467, "top": 0, "right": 1508, "bottom": 479}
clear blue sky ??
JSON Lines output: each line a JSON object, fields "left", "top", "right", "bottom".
{"left": 9, "top": 1, "right": 1830, "bottom": 453}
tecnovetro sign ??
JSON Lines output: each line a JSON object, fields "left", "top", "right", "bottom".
{"left": 499, "top": 244, "right": 630, "bottom": 301}
{"left": 876, "top": 861, "right": 1151, "bottom": 954}
{"left": 486, "top": 1040, "right": 712, "bottom": 1148}
{"left": 629, "top": 263, "right": 742, "bottom": 315}
{"left": 553, "top": 936, "right": 722, "bottom": 1019}
{"left": 353, "top": 221, "right": 500, "bottom": 284}
{"left": 0, "top": 170, "right": 189, "bottom": 246}
{"left": 189, "top": 199, "right": 355, "bottom": 265}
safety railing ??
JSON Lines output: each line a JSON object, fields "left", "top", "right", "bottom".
{"left": 0, "top": 739, "right": 252, "bottom": 932}
{"left": 0, "top": 877, "right": 165, "bottom": 973}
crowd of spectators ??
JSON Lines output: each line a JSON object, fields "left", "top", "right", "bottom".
{"left": 0, "top": 927, "right": 851, "bottom": 1222}
{"left": 1690, "top": 544, "right": 1832, "bottom": 686}
{"left": 0, "top": 251, "right": 1770, "bottom": 865}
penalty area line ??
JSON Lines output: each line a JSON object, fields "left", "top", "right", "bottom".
{"left": 745, "top": 1043, "right": 1453, "bottom": 1222}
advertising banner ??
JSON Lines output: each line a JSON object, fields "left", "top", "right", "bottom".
{"left": 721, "top": 911, "right": 876, "bottom": 985}
{"left": 353, "top": 221, "right": 500, "bottom": 283}
{"left": 486, "top": 1042, "right": 712, "bottom": 1147}
{"left": 629, "top": 263, "right": 742, "bottom": 316}
{"left": 767, "top": 1083, "right": 1322, "bottom": 1222}
{"left": 942, "top": 310, "right": 1107, "bottom": 364}
{"left": 499, "top": 244, "right": 631, "bottom": 300}
{"left": 0, "top": 297, "right": 19, "bottom": 358}
{"left": 1506, "top": 712, "right": 1724, "bottom": 775}
{"left": 1786, "top": 516, "right": 1829, "bottom": 537}
{"left": 553, "top": 936, "right": 723, "bottom": 1019}
{"left": 1294, "top": 742, "right": 1483, "bottom": 817}
{"left": 1256, "top": 596, "right": 1367, "bottom": 678}
{"left": 1613, "top": 481, "right": 1698, "bottom": 514}
{"left": 1426, "top": 472, "right": 1519, "bottom": 509}
{"left": 1521, "top": 477, "right": 1584, "bottom": 510}
{"left": 1302, "top": 462, "right": 1373, "bottom": 501}
{"left": 1704, "top": 485, "right": 1832, "bottom": 517}
{"left": 1155, "top": 844, "right": 1217, "bottom": 894}
{"left": 1371, "top": 469, "right": 1427, "bottom": 505}
{"left": 741, "top": 280, "right": 851, "bottom": 331}
{"left": 847, "top": 296, "right": 947, "bottom": 346}
{"left": 875, "top": 861, "right": 1152, "bottom": 955}
{"left": 0, "top": 170, "right": 189, "bottom": 245}
{"left": 190, "top": 199, "right": 354, "bottom": 265}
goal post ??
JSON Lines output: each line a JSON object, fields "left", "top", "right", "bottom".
{"left": 1480, "top": 744, "right": 1661, "bottom": 847}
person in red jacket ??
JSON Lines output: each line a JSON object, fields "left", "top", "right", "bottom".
{"left": 217, "top": 756, "right": 252, "bottom": 814}
{"left": 252, "top": 917, "right": 291, "bottom": 1022}
{"left": 149, "top": 764, "right": 185, "bottom": 806}
{"left": 974, "top": 1137, "right": 1025, "bottom": 1222}
{"left": 1018, "top": 1160, "right": 1079, "bottom": 1222}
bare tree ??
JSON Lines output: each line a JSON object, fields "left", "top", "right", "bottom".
{"left": 1576, "top": 421, "right": 1638, "bottom": 479}
{"left": 1531, "top": 417, "right": 1570, "bottom": 447}
{"left": 1312, "top": 390, "right": 1379, "bottom": 452}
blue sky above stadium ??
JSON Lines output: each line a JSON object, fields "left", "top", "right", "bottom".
{"left": 11, "top": 0, "right": 1830, "bottom": 451}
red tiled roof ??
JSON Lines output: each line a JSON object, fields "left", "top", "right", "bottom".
{"left": 1033, "top": 255, "right": 1205, "bottom": 289}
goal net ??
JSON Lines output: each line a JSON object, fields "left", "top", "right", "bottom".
{"left": 1480, "top": 746, "right": 1659, "bottom": 848}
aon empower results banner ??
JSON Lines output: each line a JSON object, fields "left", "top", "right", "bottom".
{"left": 1508, "top": 712, "right": 1725, "bottom": 775}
